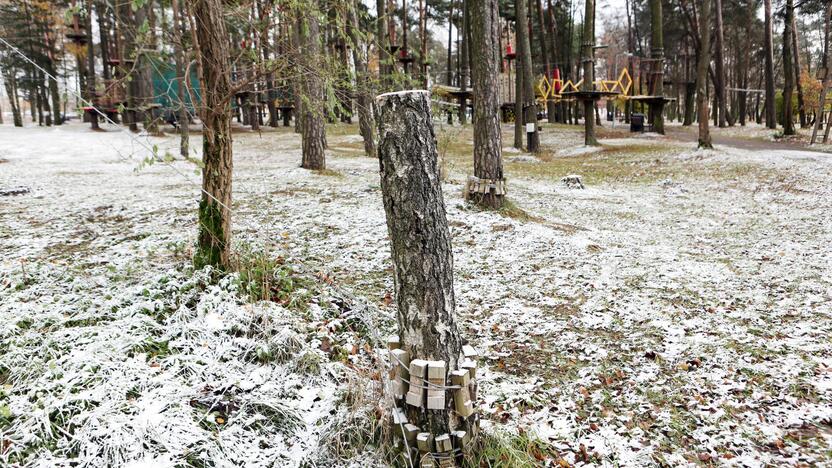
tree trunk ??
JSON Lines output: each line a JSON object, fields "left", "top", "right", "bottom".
{"left": 712, "top": 0, "right": 727, "bottom": 127}
{"left": 810, "top": 3, "right": 832, "bottom": 144}
{"left": 297, "top": 1, "right": 326, "bottom": 170}
{"left": 517, "top": 0, "right": 540, "bottom": 151}
{"left": 534, "top": 0, "right": 554, "bottom": 123}
{"left": 696, "top": 0, "right": 713, "bottom": 148}
{"left": 4, "top": 75, "right": 23, "bottom": 127}
{"left": 118, "top": 3, "right": 140, "bottom": 132}
{"left": 514, "top": 48, "right": 524, "bottom": 149}
{"left": 172, "top": 0, "right": 190, "bottom": 157}
{"left": 469, "top": 0, "right": 505, "bottom": 209}
{"left": 376, "top": 0, "right": 390, "bottom": 88}
{"left": 459, "top": 0, "right": 470, "bottom": 124}
{"left": 763, "top": 0, "right": 776, "bottom": 129}
{"left": 649, "top": 0, "right": 664, "bottom": 134}
{"left": 85, "top": 0, "right": 100, "bottom": 130}
{"left": 791, "top": 13, "right": 806, "bottom": 128}
{"left": 376, "top": 89, "right": 464, "bottom": 441}
{"left": 581, "top": 0, "right": 598, "bottom": 146}
{"left": 783, "top": 0, "right": 796, "bottom": 136}
{"left": 348, "top": 0, "right": 377, "bottom": 158}
{"left": 545, "top": 0, "right": 560, "bottom": 123}
{"left": 97, "top": 2, "right": 111, "bottom": 81}
{"left": 191, "top": 0, "right": 234, "bottom": 270}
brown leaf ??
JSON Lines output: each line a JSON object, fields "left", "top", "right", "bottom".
{"left": 698, "top": 452, "right": 712, "bottom": 462}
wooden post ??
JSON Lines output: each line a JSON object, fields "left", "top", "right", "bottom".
{"left": 376, "top": 89, "right": 464, "bottom": 439}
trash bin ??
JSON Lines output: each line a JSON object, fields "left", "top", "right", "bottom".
{"left": 630, "top": 113, "right": 645, "bottom": 132}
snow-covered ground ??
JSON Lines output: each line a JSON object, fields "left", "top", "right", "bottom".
{"left": 1, "top": 120, "right": 831, "bottom": 467}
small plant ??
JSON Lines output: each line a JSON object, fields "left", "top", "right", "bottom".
{"left": 294, "top": 349, "right": 322, "bottom": 375}
{"left": 469, "top": 428, "right": 558, "bottom": 467}
{"left": 436, "top": 124, "right": 462, "bottom": 181}
{"left": 232, "top": 246, "right": 313, "bottom": 307}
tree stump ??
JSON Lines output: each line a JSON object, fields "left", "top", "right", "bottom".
{"left": 376, "top": 90, "right": 473, "bottom": 465}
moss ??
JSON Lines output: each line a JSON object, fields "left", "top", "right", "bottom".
{"left": 194, "top": 199, "right": 226, "bottom": 270}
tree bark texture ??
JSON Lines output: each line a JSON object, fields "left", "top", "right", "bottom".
{"left": 470, "top": 0, "right": 505, "bottom": 208}
{"left": 582, "top": 0, "right": 598, "bottom": 146}
{"left": 713, "top": 0, "right": 727, "bottom": 127}
{"left": 297, "top": 2, "right": 326, "bottom": 170}
{"left": 763, "top": 0, "right": 776, "bottom": 129}
{"left": 348, "top": 0, "right": 377, "bottom": 158}
{"left": 810, "top": 3, "right": 832, "bottom": 144}
{"left": 85, "top": 0, "right": 100, "bottom": 130}
{"left": 696, "top": 0, "right": 713, "bottom": 148}
{"left": 376, "top": 90, "right": 463, "bottom": 436}
{"left": 783, "top": 0, "right": 796, "bottom": 136}
{"left": 649, "top": 0, "right": 664, "bottom": 134}
{"left": 791, "top": 13, "right": 806, "bottom": 128}
{"left": 191, "top": 0, "right": 234, "bottom": 269}
{"left": 172, "top": 0, "right": 190, "bottom": 157}
{"left": 517, "top": 0, "right": 540, "bottom": 151}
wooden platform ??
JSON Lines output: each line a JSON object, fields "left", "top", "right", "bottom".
{"left": 560, "top": 90, "right": 620, "bottom": 101}
{"left": 627, "top": 95, "right": 677, "bottom": 104}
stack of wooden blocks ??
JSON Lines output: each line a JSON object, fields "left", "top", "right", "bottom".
{"left": 387, "top": 337, "right": 480, "bottom": 468}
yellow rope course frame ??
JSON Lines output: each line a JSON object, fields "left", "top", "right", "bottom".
{"left": 536, "top": 67, "right": 634, "bottom": 103}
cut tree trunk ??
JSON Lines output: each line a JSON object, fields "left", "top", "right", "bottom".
{"left": 469, "top": 0, "right": 505, "bottom": 209}
{"left": 191, "top": 0, "right": 234, "bottom": 269}
{"left": 376, "top": 89, "right": 464, "bottom": 440}
{"left": 696, "top": 0, "right": 713, "bottom": 148}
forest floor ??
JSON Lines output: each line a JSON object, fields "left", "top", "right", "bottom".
{"left": 1, "top": 118, "right": 831, "bottom": 468}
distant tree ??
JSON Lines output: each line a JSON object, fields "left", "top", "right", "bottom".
{"left": 696, "top": 0, "right": 713, "bottom": 148}
{"left": 782, "top": 0, "right": 796, "bottom": 135}
{"left": 469, "top": 0, "right": 505, "bottom": 208}
{"left": 515, "top": 0, "right": 540, "bottom": 151}
{"left": 763, "top": 0, "right": 776, "bottom": 129}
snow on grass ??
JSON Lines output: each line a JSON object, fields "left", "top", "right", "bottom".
{"left": 2, "top": 120, "right": 832, "bottom": 467}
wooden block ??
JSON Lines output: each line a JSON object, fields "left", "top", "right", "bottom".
{"left": 403, "top": 423, "right": 420, "bottom": 447}
{"left": 452, "top": 430, "right": 469, "bottom": 449}
{"left": 391, "top": 349, "right": 411, "bottom": 399}
{"left": 450, "top": 369, "right": 469, "bottom": 386}
{"left": 416, "top": 432, "right": 434, "bottom": 452}
{"left": 427, "top": 360, "right": 446, "bottom": 380}
{"left": 460, "top": 359, "right": 477, "bottom": 380}
{"left": 450, "top": 369, "right": 474, "bottom": 417}
{"left": 462, "top": 345, "right": 478, "bottom": 359}
{"left": 435, "top": 433, "right": 453, "bottom": 452}
{"left": 391, "top": 407, "right": 408, "bottom": 425}
{"left": 388, "top": 336, "right": 401, "bottom": 350}
{"left": 406, "top": 359, "right": 428, "bottom": 408}
{"left": 426, "top": 361, "right": 446, "bottom": 410}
